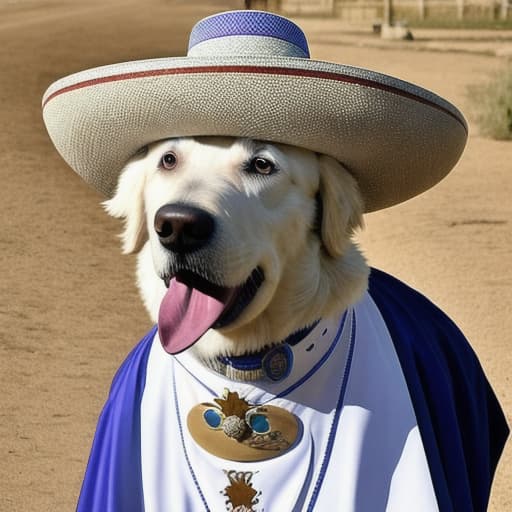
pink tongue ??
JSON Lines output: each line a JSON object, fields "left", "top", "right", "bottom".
{"left": 158, "top": 278, "right": 232, "bottom": 354}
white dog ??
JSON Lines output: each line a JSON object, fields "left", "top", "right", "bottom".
{"left": 42, "top": 10, "right": 507, "bottom": 511}
{"left": 72, "top": 136, "right": 505, "bottom": 512}
{"left": 105, "top": 136, "right": 368, "bottom": 361}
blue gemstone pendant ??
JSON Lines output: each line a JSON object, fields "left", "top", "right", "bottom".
{"left": 247, "top": 413, "right": 270, "bottom": 434}
{"left": 203, "top": 408, "right": 224, "bottom": 429}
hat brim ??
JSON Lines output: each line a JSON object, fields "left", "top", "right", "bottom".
{"left": 42, "top": 55, "right": 467, "bottom": 212}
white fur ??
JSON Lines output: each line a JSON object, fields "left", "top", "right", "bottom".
{"left": 104, "top": 137, "right": 369, "bottom": 361}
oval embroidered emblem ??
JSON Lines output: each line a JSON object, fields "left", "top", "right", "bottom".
{"left": 262, "top": 344, "right": 293, "bottom": 381}
{"left": 187, "top": 390, "right": 299, "bottom": 462}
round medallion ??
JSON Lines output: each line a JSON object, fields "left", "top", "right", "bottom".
{"left": 262, "top": 344, "right": 293, "bottom": 381}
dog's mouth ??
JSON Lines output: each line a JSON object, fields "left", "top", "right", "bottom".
{"left": 158, "top": 267, "right": 264, "bottom": 354}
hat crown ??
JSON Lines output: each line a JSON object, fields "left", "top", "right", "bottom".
{"left": 187, "top": 10, "right": 310, "bottom": 58}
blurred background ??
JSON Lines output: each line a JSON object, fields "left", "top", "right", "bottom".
{"left": 1, "top": 0, "right": 510, "bottom": 510}
{"left": 251, "top": 0, "right": 511, "bottom": 25}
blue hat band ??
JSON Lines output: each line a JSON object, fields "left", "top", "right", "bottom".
{"left": 188, "top": 10, "right": 310, "bottom": 58}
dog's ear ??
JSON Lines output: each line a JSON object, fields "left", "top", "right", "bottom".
{"left": 317, "top": 154, "right": 364, "bottom": 258}
{"left": 103, "top": 161, "right": 147, "bottom": 254}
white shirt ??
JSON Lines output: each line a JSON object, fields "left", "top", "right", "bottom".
{"left": 140, "top": 292, "right": 438, "bottom": 511}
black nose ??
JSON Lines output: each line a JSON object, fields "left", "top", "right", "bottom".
{"left": 154, "top": 204, "right": 215, "bottom": 253}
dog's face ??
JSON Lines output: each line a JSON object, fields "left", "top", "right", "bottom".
{"left": 105, "top": 137, "right": 368, "bottom": 359}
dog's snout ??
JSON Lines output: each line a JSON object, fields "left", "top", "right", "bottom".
{"left": 154, "top": 204, "right": 215, "bottom": 253}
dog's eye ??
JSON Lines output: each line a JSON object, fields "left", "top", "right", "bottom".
{"left": 161, "top": 151, "right": 177, "bottom": 170}
{"left": 249, "top": 157, "right": 275, "bottom": 175}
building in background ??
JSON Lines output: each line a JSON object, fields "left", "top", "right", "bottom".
{"left": 247, "top": 0, "right": 511, "bottom": 22}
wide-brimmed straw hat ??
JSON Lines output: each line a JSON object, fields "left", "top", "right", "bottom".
{"left": 42, "top": 10, "right": 467, "bottom": 212}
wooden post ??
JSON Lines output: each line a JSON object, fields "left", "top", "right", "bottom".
{"left": 418, "top": 0, "right": 425, "bottom": 20}
{"left": 384, "top": 0, "right": 394, "bottom": 25}
{"left": 456, "top": 0, "right": 465, "bottom": 21}
{"left": 487, "top": 0, "right": 494, "bottom": 19}
{"left": 501, "top": 0, "right": 509, "bottom": 20}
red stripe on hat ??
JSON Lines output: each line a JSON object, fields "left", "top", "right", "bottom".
{"left": 42, "top": 65, "right": 466, "bottom": 132}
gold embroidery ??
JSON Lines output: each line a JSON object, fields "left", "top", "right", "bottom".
{"left": 214, "top": 389, "right": 251, "bottom": 418}
{"left": 222, "top": 470, "right": 260, "bottom": 512}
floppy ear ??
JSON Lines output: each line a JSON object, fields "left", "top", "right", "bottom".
{"left": 103, "top": 160, "right": 147, "bottom": 254}
{"left": 317, "top": 154, "right": 364, "bottom": 258}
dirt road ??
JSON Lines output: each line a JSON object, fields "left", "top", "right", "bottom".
{"left": 1, "top": 1, "right": 509, "bottom": 510}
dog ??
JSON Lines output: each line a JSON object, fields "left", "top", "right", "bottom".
{"left": 104, "top": 136, "right": 368, "bottom": 360}
{"left": 42, "top": 10, "right": 507, "bottom": 511}
{"left": 70, "top": 136, "right": 506, "bottom": 512}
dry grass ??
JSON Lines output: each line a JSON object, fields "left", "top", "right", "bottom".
{"left": 469, "top": 65, "right": 512, "bottom": 140}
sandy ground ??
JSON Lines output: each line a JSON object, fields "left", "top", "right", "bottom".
{"left": 1, "top": 1, "right": 510, "bottom": 510}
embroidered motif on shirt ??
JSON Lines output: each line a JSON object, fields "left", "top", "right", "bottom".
{"left": 222, "top": 470, "right": 261, "bottom": 512}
